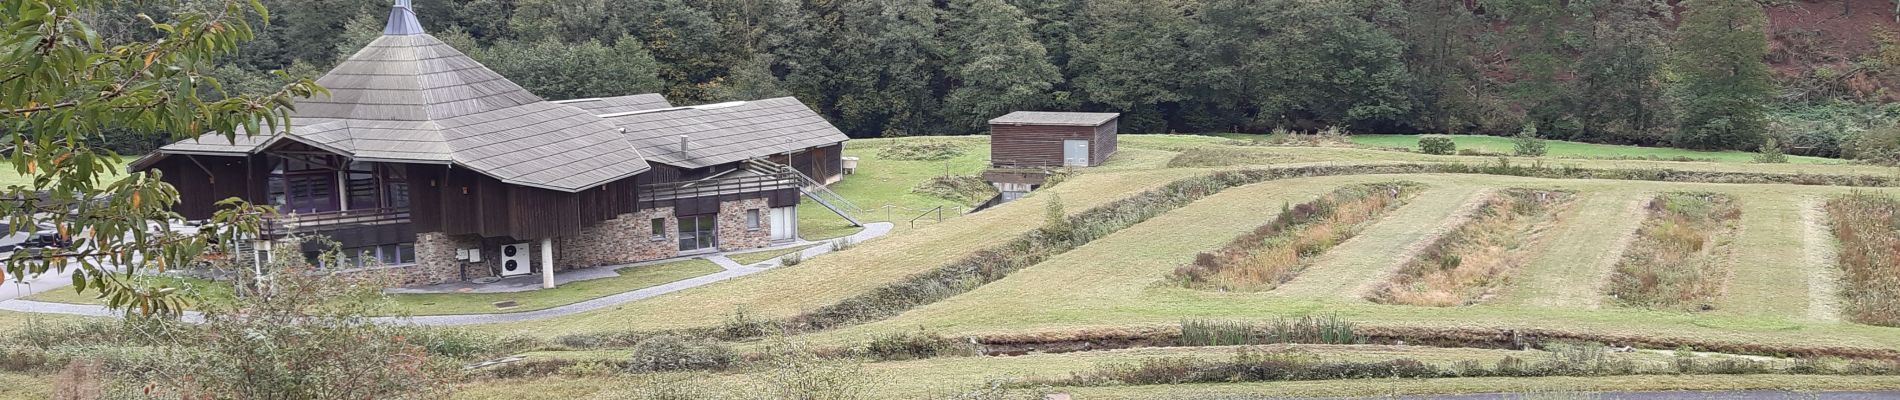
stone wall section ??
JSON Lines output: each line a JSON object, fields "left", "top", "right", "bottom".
{"left": 409, "top": 232, "right": 492, "bottom": 286}
{"left": 559, "top": 207, "right": 679, "bottom": 269}
{"left": 718, "top": 198, "right": 771, "bottom": 251}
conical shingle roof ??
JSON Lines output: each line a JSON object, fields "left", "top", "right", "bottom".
{"left": 140, "top": 1, "right": 649, "bottom": 193}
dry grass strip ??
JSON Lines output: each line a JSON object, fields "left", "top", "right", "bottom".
{"left": 1801, "top": 197, "right": 1844, "bottom": 322}
{"left": 1345, "top": 188, "right": 1495, "bottom": 300}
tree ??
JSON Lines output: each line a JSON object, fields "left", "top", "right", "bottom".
{"left": 1070, "top": 0, "right": 1193, "bottom": 132}
{"left": 941, "top": 0, "right": 1064, "bottom": 132}
{"left": 777, "top": 0, "right": 943, "bottom": 137}
{"left": 1190, "top": 0, "right": 1412, "bottom": 132}
{"left": 507, "top": 0, "right": 610, "bottom": 43}
{"left": 1573, "top": 0, "right": 1672, "bottom": 145}
{"left": 460, "top": 36, "right": 666, "bottom": 101}
{"left": 0, "top": 0, "right": 321, "bottom": 315}
{"left": 1483, "top": 0, "right": 1595, "bottom": 138}
{"left": 1394, "top": 0, "right": 1495, "bottom": 133}
{"left": 1671, "top": 0, "right": 1773, "bottom": 150}
{"left": 608, "top": 0, "right": 734, "bottom": 103}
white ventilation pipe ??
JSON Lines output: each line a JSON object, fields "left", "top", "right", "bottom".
{"left": 679, "top": 135, "right": 691, "bottom": 153}
{"left": 541, "top": 238, "right": 555, "bottom": 289}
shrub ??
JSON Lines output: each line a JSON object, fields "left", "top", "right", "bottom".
{"left": 1755, "top": 137, "right": 1789, "bottom": 163}
{"left": 1179, "top": 315, "right": 1358, "bottom": 347}
{"left": 558, "top": 361, "right": 622, "bottom": 378}
{"left": 1418, "top": 135, "right": 1457, "bottom": 155}
{"left": 858, "top": 330, "right": 977, "bottom": 361}
{"left": 628, "top": 335, "right": 735, "bottom": 372}
{"left": 779, "top": 252, "right": 805, "bottom": 266}
{"left": 0, "top": 345, "right": 51, "bottom": 372}
{"left": 910, "top": 175, "right": 1000, "bottom": 205}
{"left": 832, "top": 236, "right": 858, "bottom": 252}
{"left": 716, "top": 307, "right": 778, "bottom": 340}
{"left": 1514, "top": 125, "right": 1548, "bottom": 157}
{"left": 877, "top": 141, "right": 966, "bottom": 161}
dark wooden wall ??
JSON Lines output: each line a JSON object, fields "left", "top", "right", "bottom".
{"left": 774, "top": 142, "right": 843, "bottom": 184}
{"left": 152, "top": 154, "right": 264, "bottom": 220}
{"left": 988, "top": 123, "right": 1116, "bottom": 167}
{"left": 406, "top": 165, "right": 641, "bottom": 240}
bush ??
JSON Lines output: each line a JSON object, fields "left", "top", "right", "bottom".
{"left": 859, "top": 330, "right": 976, "bottom": 361}
{"left": 1418, "top": 135, "right": 1457, "bottom": 155}
{"left": 1514, "top": 125, "right": 1548, "bottom": 157}
{"left": 628, "top": 335, "right": 735, "bottom": 372}
{"left": 877, "top": 141, "right": 966, "bottom": 161}
{"left": 0, "top": 345, "right": 51, "bottom": 372}
{"left": 1755, "top": 137, "right": 1788, "bottom": 163}
{"left": 779, "top": 252, "right": 804, "bottom": 266}
{"left": 910, "top": 175, "right": 1000, "bottom": 205}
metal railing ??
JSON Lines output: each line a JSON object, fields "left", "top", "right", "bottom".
{"left": 908, "top": 206, "right": 944, "bottom": 227}
{"left": 267, "top": 207, "right": 410, "bottom": 235}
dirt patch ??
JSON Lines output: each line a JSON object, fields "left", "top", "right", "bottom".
{"left": 1802, "top": 197, "right": 1845, "bottom": 322}
{"left": 1369, "top": 189, "right": 1578, "bottom": 306}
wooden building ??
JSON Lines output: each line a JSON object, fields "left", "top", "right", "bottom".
{"left": 130, "top": 1, "right": 850, "bottom": 288}
{"left": 987, "top": 111, "right": 1120, "bottom": 168}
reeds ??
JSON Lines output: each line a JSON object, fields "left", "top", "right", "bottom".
{"left": 1608, "top": 193, "right": 1741, "bottom": 310}
{"left": 1171, "top": 182, "right": 1423, "bottom": 291}
{"left": 1179, "top": 314, "right": 1359, "bottom": 347}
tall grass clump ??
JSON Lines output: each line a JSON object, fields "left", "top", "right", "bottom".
{"left": 1171, "top": 183, "right": 1422, "bottom": 291}
{"left": 1372, "top": 189, "right": 1575, "bottom": 306}
{"left": 1609, "top": 193, "right": 1741, "bottom": 310}
{"left": 1823, "top": 192, "right": 1900, "bottom": 326}
{"left": 1179, "top": 314, "right": 1358, "bottom": 347}
{"left": 876, "top": 140, "right": 966, "bottom": 161}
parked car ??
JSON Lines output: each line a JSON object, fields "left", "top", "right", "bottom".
{"left": 0, "top": 222, "right": 66, "bottom": 253}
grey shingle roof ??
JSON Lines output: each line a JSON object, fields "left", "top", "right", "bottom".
{"left": 140, "top": 32, "right": 649, "bottom": 192}
{"left": 553, "top": 94, "right": 673, "bottom": 115}
{"left": 600, "top": 97, "right": 849, "bottom": 169}
{"left": 989, "top": 111, "right": 1120, "bottom": 127}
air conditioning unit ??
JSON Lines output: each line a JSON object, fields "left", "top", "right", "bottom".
{"left": 498, "top": 243, "right": 532, "bottom": 277}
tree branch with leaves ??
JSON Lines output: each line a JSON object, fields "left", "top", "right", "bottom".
{"left": 0, "top": 0, "right": 321, "bottom": 316}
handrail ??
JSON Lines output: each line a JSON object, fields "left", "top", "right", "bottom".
{"left": 267, "top": 207, "right": 411, "bottom": 234}
{"left": 908, "top": 206, "right": 944, "bottom": 227}
{"left": 637, "top": 170, "right": 802, "bottom": 204}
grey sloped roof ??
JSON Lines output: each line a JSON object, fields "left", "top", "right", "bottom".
{"left": 989, "top": 111, "right": 1120, "bottom": 127}
{"left": 553, "top": 94, "right": 673, "bottom": 115}
{"left": 139, "top": 26, "right": 648, "bottom": 192}
{"left": 601, "top": 97, "right": 849, "bottom": 169}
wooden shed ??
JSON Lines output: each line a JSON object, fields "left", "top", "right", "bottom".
{"left": 987, "top": 111, "right": 1120, "bottom": 167}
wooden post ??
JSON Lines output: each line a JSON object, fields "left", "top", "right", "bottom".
{"left": 540, "top": 238, "right": 555, "bottom": 289}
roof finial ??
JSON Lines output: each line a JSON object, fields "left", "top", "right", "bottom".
{"left": 384, "top": 0, "right": 425, "bottom": 36}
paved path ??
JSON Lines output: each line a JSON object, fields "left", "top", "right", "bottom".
{"left": 0, "top": 222, "right": 892, "bottom": 326}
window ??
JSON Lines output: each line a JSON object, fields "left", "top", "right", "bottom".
{"left": 745, "top": 209, "right": 761, "bottom": 231}
{"left": 650, "top": 218, "right": 666, "bottom": 241}
{"left": 325, "top": 243, "right": 416, "bottom": 269}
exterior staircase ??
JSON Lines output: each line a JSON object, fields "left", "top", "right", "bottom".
{"left": 745, "top": 158, "right": 863, "bottom": 227}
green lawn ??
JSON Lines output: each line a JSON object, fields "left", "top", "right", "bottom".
{"left": 382, "top": 259, "right": 723, "bottom": 316}
{"left": 796, "top": 137, "right": 994, "bottom": 240}
{"left": 0, "top": 157, "right": 130, "bottom": 188}
{"left": 25, "top": 275, "right": 232, "bottom": 309}
{"left": 724, "top": 244, "right": 821, "bottom": 266}
{"left": 1346, "top": 134, "right": 1839, "bottom": 164}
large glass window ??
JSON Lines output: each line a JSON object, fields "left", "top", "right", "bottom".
{"left": 383, "top": 165, "right": 409, "bottom": 209}
{"left": 678, "top": 215, "right": 717, "bottom": 251}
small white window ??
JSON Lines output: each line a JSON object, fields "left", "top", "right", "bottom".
{"left": 745, "top": 209, "right": 761, "bottom": 231}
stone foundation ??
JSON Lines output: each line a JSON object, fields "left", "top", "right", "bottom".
{"left": 718, "top": 198, "right": 771, "bottom": 251}
{"left": 411, "top": 232, "right": 492, "bottom": 286}
{"left": 559, "top": 207, "right": 679, "bottom": 269}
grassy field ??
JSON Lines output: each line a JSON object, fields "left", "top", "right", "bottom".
{"left": 0, "top": 158, "right": 130, "bottom": 188}
{"left": 25, "top": 275, "right": 232, "bottom": 308}
{"left": 18, "top": 134, "right": 1900, "bottom": 396}
{"left": 724, "top": 244, "right": 822, "bottom": 266}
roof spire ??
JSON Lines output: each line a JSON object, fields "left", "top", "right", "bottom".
{"left": 384, "top": 0, "right": 424, "bottom": 36}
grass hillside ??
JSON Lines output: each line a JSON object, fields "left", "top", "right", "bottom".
{"left": 13, "top": 133, "right": 1900, "bottom": 398}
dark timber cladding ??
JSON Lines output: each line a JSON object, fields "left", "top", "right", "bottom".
{"left": 147, "top": 154, "right": 266, "bottom": 220}
{"left": 406, "top": 165, "right": 640, "bottom": 240}
{"left": 988, "top": 111, "right": 1119, "bottom": 167}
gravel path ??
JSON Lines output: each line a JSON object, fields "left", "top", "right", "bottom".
{"left": 0, "top": 222, "right": 893, "bottom": 326}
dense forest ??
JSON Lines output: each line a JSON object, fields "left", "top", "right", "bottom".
{"left": 85, "top": 0, "right": 1900, "bottom": 158}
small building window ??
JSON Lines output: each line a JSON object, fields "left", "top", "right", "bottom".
{"left": 650, "top": 218, "right": 667, "bottom": 240}
{"left": 745, "top": 209, "right": 761, "bottom": 231}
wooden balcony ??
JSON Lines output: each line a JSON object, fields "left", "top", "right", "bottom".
{"left": 636, "top": 170, "right": 802, "bottom": 205}
{"left": 266, "top": 207, "right": 411, "bottom": 236}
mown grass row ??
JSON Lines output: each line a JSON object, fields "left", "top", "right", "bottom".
{"left": 1823, "top": 192, "right": 1900, "bottom": 327}
{"left": 1609, "top": 193, "right": 1742, "bottom": 311}
{"left": 767, "top": 161, "right": 1900, "bottom": 335}
{"left": 1372, "top": 189, "right": 1576, "bottom": 306}
{"left": 1170, "top": 182, "right": 1424, "bottom": 291}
